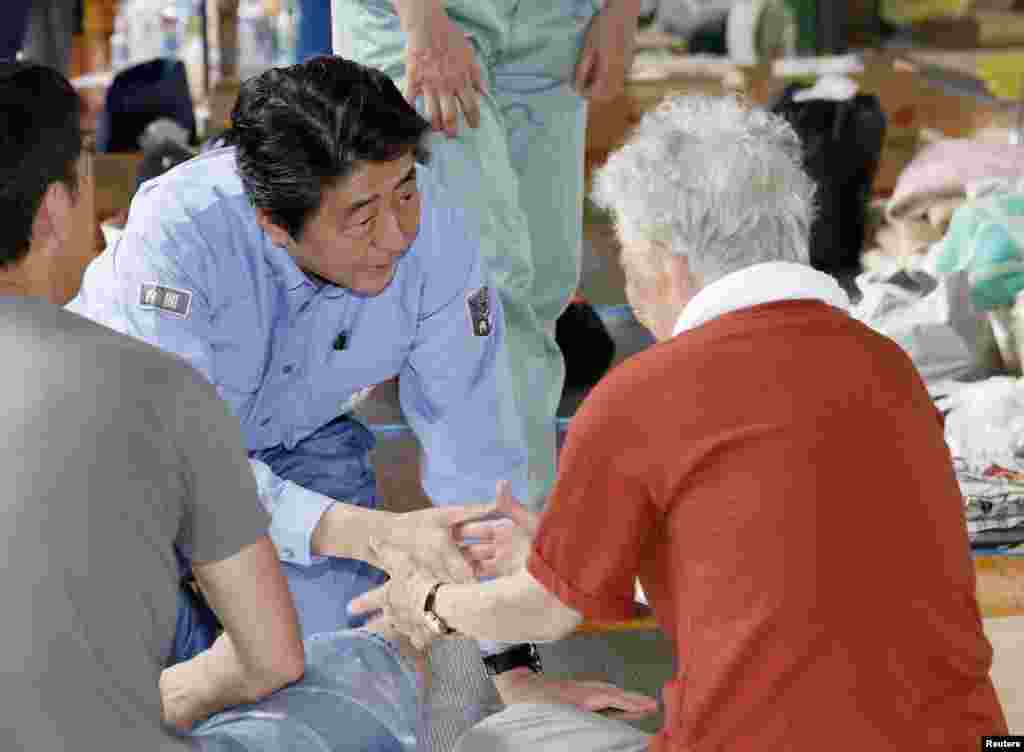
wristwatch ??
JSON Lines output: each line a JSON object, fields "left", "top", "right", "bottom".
{"left": 423, "top": 582, "right": 456, "bottom": 636}
{"left": 482, "top": 643, "right": 543, "bottom": 676}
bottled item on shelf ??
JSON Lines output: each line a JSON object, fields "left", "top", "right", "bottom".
{"left": 110, "top": 9, "right": 131, "bottom": 70}
{"left": 275, "top": 0, "right": 302, "bottom": 67}
{"left": 238, "top": 0, "right": 276, "bottom": 81}
{"left": 160, "top": 0, "right": 182, "bottom": 58}
{"left": 182, "top": 0, "right": 206, "bottom": 101}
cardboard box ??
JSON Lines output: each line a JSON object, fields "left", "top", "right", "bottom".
{"left": 976, "top": 10, "right": 1024, "bottom": 46}
{"left": 858, "top": 54, "right": 981, "bottom": 192}
{"left": 581, "top": 49, "right": 1010, "bottom": 193}
{"left": 909, "top": 15, "right": 982, "bottom": 48}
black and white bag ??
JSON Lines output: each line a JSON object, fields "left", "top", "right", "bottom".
{"left": 770, "top": 83, "right": 886, "bottom": 273}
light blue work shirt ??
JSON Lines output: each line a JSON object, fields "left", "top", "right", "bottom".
{"left": 68, "top": 147, "right": 528, "bottom": 567}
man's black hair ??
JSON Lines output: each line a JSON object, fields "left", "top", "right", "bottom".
{"left": 226, "top": 55, "right": 431, "bottom": 241}
{"left": 0, "top": 61, "right": 82, "bottom": 268}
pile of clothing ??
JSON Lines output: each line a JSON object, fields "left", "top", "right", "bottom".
{"left": 862, "top": 139, "right": 1024, "bottom": 272}
{"left": 852, "top": 141, "right": 1024, "bottom": 546}
{"left": 942, "top": 378, "right": 1024, "bottom": 546}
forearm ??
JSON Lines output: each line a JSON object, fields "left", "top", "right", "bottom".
{"left": 251, "top": 457, "right": 397, "bottom": 567}
{"left": 178, "top": 538, "right": 305, "bottom": 729}
{"left": 161, "top": 631, "right": 300, "bottom": 728}
{"left": 311, "top": 500, "right": 396, "bottom": 565}
{"left": 434, "top": 569, "right": 581, "bottom": 644}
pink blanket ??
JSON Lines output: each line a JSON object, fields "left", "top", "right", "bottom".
{"left": 887, "top": 139, "right": 1024, "bottom": 220}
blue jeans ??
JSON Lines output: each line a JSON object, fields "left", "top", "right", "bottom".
{"left": 189, "top": 630, "right": 421, "bottom": 752}
{"left": 252, "top": 415, "right": 389, "bottom": 638}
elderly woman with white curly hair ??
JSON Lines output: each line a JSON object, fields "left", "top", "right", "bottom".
{"left": 350, "top": 95, "right": 1008, "bottom": 750}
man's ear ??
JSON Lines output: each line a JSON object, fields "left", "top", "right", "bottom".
{"left": 255, "top": 208, "right": 294, "bottom": 249}
{"left": 33, "top": 181, "right": 73, "bottom": 247}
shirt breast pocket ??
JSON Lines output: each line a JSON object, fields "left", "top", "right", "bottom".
{"left": 210, "top": 346, "right": 264, "bottom": 422}
{"left": 208, "top": 305, "right": 267, "bottom": 398}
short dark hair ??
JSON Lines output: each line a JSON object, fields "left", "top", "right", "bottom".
{"left": 226, "top": 55, "right": 431, "bottom": 240}
{"left": 0, "top": 62, "right": 82, "bottom": 268}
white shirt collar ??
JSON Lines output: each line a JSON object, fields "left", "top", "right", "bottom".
{"left": 672, "top": 261, "right": 850, "bottom": 337}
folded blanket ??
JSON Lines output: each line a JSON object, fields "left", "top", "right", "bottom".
{"left": 875, "top": 216, "right": 948, "bottom": 258}
{"left": 887, "top": 139, "right": 1024, "bottom": 221}
{"left": 957, "top": 459, "right": 1024, "bottom": 539}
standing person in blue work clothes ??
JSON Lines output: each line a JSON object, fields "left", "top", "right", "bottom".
{"left": 67, "top": 56, "right": 523, "bottom": 641}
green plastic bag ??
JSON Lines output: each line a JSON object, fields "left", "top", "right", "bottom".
{"left": 934, "top": 192, "right": 1024, "bottom": 312}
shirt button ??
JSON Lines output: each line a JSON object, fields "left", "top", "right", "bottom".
{"left": 260, "top": 417, "right": 271, "bottom": 427}
{"left": 282, "top": 364, "right": 294, "bottom": 375}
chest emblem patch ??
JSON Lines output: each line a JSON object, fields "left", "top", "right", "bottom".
{"left": 466, "top": 286, "right": 492, "bottom": 337}
{"left": 139, "top": 283, "right": 192, "bottom": 318}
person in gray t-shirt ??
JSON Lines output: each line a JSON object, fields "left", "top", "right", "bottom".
{"left": 0, "top": 62, "right": 306, "bottom": 751}
{"left": 1, "top": 61, "right": 428, "bottom": 752}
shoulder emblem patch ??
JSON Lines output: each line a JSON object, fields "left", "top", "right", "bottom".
{"left": 140, "top": 283, "right": 192, "bottom": 318}
{"left": 466, "top": 286, "right": 492, "bottom": 337}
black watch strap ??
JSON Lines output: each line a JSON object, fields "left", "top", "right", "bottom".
{"left": 482, "top": 643, "right": 543, "bottom": 676}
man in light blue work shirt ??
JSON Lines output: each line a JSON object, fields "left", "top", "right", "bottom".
{"left": 68, "top": 56, "right": 528, "bottom": 641}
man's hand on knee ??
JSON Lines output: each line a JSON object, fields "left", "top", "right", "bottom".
{"left": 398, "top": 0, "right": 487, "bottom": 138}
{"left": 492, "top": 669, "right": 659, "bottom": 721}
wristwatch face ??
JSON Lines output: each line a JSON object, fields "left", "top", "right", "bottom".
{"left": 483, "top": 643, "right": 543, "bottom": 676}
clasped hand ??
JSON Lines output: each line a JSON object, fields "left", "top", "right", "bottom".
{"left": 350, "top": 481, "right": 538, "bottom": 650}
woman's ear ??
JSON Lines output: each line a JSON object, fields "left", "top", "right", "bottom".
{"left": 666, "top": 252, "right": 700, "bottom": 310}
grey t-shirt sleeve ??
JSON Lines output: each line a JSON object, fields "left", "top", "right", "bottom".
{"left": 168, "top": 366, "right": 270, "bottom": 563}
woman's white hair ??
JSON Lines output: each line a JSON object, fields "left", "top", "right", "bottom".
{"left": 591, "top": 95, "right": 816, "bottom": 285}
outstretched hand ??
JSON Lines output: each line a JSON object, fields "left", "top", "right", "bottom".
{"left": 350, "top": 537, "right": 441, "bottom": 652}
{"left": 385, "top": 502, "right": 498, "bottom": 585}
{"left": 455, "top": 480, "right": 539, "bottom": 578}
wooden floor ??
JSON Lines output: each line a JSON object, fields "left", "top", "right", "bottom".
{"left": 977, "top": 557, "right": 1024, "bottom": 617}
{"left": 986, "top": 616, "right": 1024, "bottom": 732}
